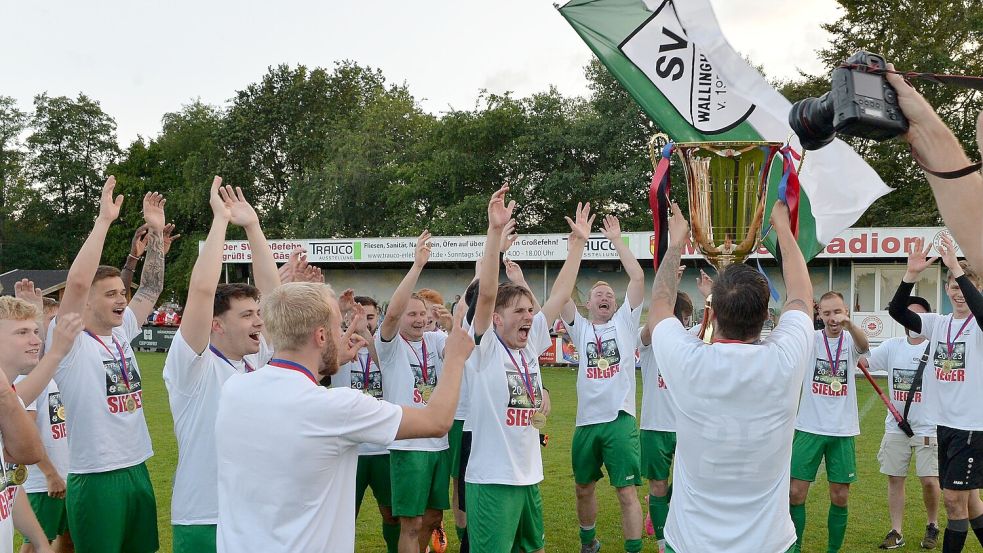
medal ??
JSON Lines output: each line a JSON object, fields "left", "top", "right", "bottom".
{"left": 597, "top": 358, "right": 610, "bottom": 370}
{"left": 830, "top": 380, "right": 843, "bottom": 393}
{"left": 85, "top": 331, "right": 134, "bottom": 394}
{"left": 822, "top": 331, "right": 844, "bottom": 393}
{"left": 404, "top": 337, "right": 433, "bottom": 400}
{"left": 945, "top": 315, "right": 974, "bottom": 374}
{"left": 531, "top": 411, "right": 548, "bottom": 429}
{"left": 419, "top": 385, "right": 434, "bottom": 403}
{"left": 941, "top": 360, "right": 956, "bottom": 374}
{"left": 9, "top": 465, "right": 27, "bottom": 486}
{"left": 125, "top": 396, "right": 137, "bottom": 413}
{"left": 591, "top": 324, "right": 610, "bottom": 371}
{"left": 55, "top": 405, "right": 65, "bottom": 421}
{"left": 494, "top": 333, "right": 540, "bottom": 408}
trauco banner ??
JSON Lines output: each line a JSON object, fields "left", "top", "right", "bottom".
{"left": 558, "top": 0, "right": 892, "bottom": 260}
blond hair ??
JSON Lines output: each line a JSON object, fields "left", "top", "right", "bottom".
{"left": 947, "top": 260, "right": 983, "bottom": 289}
{"left": 260, "top": 282, "right": 335, "bottom": 352}
{"left": 0, "top": 297, "right": 40, "bottom": 322}
{"left": 590, "top": 281, "right": 612, "bottom": 293}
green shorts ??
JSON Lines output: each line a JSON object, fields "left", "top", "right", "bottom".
{"left": 356, "top": 453, "right": 392, "bottom": 513}
{"left": 640, "top": 430, "right": 677, "bottom": 482}
{"left": 449, "top": 419, "right": 465, "bottom": 477}
{"left": 790, "top": 430, "right": 858, "bottom": 484}
{"left": 390, "top": 449, "right": 451, "bottom": 517}
{"left": 23, "top": 492, "right": 69, "bottom": 543}
{"left": 572, "top": 411, "right": 642, "bottom": 487}
{"left": 465, "top": 483, "right": 545, "bottom": 553}
{"left": 66, "top": 462, "right": 159, "bottom": 553}
{"left": 172, "top": 524, "right": 216, "bottom": 553}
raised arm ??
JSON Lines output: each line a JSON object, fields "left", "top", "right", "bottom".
{"left": 504, "top": 257, "right": 541, "bottom": 314}
{"left": 473, "top": 185, "right": 515, "bottom": 335}
{"left": 640, "top": 265, "right": 685, "bottom": 347}
{"left": 15, "top": 314, "right": 82, "bottom": 407}
{"left": 225, "top": 185, "right": 279, "bottom": 295}
{"left": 180, "top": 177, "right": 232, "bottom": 354}
{"left": 889, "top": 238, "right": 937, "bottom": 333}
{"left": 649, "top": 203, "right": 688, "bottom": 325}
{"left": 379, "top": 232, "right": 431, "bottom": 342}
{"left": 120, "top": 224, "right": 148, "bottom": 294}
{"left": 602, "top": 215, "right": 645, "bottom": 308}
{"left": 939, "top": 233, "right": 983, "bottom": 321}
{"left": 60, "top": 177, "right": 123, "bottom": 317}
{"left": 542, "top": 202, "right": 594, "bottom": 324}
{"left": 886, "top": 68, "right": 983, "bottom": 271}
{"left": 0, "top": 370, "right": 42, "bottom": 465}
{"left": 771, "top": 201, "right": 811, "bottom": 315}
{"left": 397, "top": 307, "right": 474, "bottom": 439}
{"left": 128, "top": 192, "right": 166, "bottom": 323}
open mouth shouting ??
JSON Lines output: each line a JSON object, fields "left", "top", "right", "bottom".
{"left": 517, "top": 323, "right": 531, "bottom": 342}
{"left": 248, "top": 331, "right": 261, "bottom": 345}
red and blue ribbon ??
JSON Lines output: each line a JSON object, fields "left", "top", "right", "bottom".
{"left": 649, "top": 141, "right": 675, "bottom": 271}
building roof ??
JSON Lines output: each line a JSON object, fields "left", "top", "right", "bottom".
{"left": 0, "top": 269, "right": 69, "bottom": 296}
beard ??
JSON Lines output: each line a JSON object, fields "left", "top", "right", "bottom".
{"left": 319, "top": 336, "right": 341, "bottom": 377}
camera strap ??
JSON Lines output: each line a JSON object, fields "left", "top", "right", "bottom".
{"left": 910, "top": 147, "right": 982, "bottom": 179}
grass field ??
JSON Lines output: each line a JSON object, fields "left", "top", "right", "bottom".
{"left": 20, "top": 353, "right": 983, "bottom": 552}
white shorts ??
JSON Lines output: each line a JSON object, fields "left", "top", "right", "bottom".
{"left": 877, "top": 431, "right": 939, "bottom": 478}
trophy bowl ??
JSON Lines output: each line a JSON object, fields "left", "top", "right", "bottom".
{"left": 672, "top": 141, "right": 783, "bottom": 269}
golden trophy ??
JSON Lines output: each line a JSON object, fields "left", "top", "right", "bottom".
{"left": 650, "top": 136, "right": 783, "bottom": 340}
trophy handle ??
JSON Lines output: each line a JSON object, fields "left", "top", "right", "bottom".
{"left": 648, "top": 133, "right": 670, "bottom": 170}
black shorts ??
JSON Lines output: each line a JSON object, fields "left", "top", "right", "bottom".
{"left": 456, "top": 430, "right": 472, "bottom": 512}
{"left": 938, "top": 425, "right": 983, "bottom": 490}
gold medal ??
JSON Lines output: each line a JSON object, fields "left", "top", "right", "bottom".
{"left": 941, "top": 360, "right": 955, "bottom": 374}
{"left": 420, "top": 385, "right": 434, "bottom": 403}
{"left": 830, "top": 380, "right": 843, "bottom": 393}
{"left": 597, "top": 358, "right": 610, "bottom": 370}
{"left": 531, "top": 411, "right": 548, "bottom": 429}
{"left": 56, "top": 405, "right": 65, "bottom": 421}
{"left": 125, "top": 396, "right": 137, "bottom": 413}
{"left": 10, "top": 465, "right": 27, "bottom": 486}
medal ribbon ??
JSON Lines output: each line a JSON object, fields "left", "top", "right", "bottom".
{"left": 269, "top": 358, "right": 317, "bottom": 385}
{"left": 823, "top": 331, "right": 844, "bottom": 380}
{"left": 209, "top": 345, "right": 254, "bottom": 373}
{"left": 85, "top": 331, "right": 130, "bottom": 391}
{"left": 403, "top": 337, "right": 430, "bottom": 385}
{"left": 591, "top": 325, "right": 605, "bottom": 366}
{"left": 946, "top": 315, "right": 974, "bottom": 359}
{"left": 359, "top": 351, "right": 374, "bottom": 391}
{"left": 494, "top": 333, "right": 536, "bottom": 401}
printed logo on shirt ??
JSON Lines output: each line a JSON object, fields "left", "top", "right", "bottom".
{"left": 410, "top": 354, "right": 439, "bottom": 405}
{"left": 104, "top": 356, "right": 144, "bottom": 414}
{"left": 811, "top": 357, "right": 848, "bottom": 396}
{"left": 48, "top": 391, "right": 67, "bottom": 440}
{"left": 505, "top": 367, "right": 543, "bottom": 427}
{"left": 586, "top": 337, "right": 622, "bottom": 379}
{"left": 0, "top": 465, "right": 18, "bottom": 521}
{"left": 349, "top": 367, "right": 383, "bottom": 399}
{"left": 892, "top": 368, "right": 922, "bottom": 402}
{"left": 933, "top": 341, "right": 967, "bottom": 382}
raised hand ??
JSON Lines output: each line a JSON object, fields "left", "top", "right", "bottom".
{"left": 905, "top": 238, "right": 938, "bottom": 277}
{"left": 444, "top": 302, "right": 476, "bottom": 361}
{"left": 770, "top": 200, "right": 791, "bottom": 233}
{"left": 938, "top": 234, "right": 962, "bottom": 271}
{"left": 337, "top": 313, "right": 367, "bottom": 365}
{"left": 668, "top": 202, "right": 689, "bottom": 247}
{"left": 142, "top": 192, "right": 166, "bottom": 231}
{"left": 338, "top": 288, "right": 356, "bottom": 320}
{"left": 696, "top": 269, "right": 714, "bottom": 298}
{"left": 98, "top": 176, "right": 124, "bottom": 223}
{"left": 431, "top": 303, "right": 452, "bottom": 330}
{"left": 414, "top": 231, "right": 432, "bottom": 268}
{"left": 129, "top": 224, "right": 150, "bottom": 258}
{"left": 209, "top": 176, "right": 231, "bottom": 221}
{"left": 13, "top": 279, "right": 43, "bottom": 314}
{"left": 601, "top": 214, "right": 623, "bottom": 243}
{"left": 488, "top": 185, "right": 516, "bottom": 230}
{"left": 300, "top": 264, "right": 323, "bottom": 283}
{"left": 564, "top": 202, "right": 595, "bottom": 243}
{"left": 220, "top": 185, "right": 259, "bottom": 229}
{"left": 47, "top": 313, "right": 83, "bottom": 358}
{"left": 162, "top": 223, "right": 181, "bottom": 254}
{"left": 499, "top": 219, "right": 518, "bottom": 253}
{"left": 504, "top": 257, "right": 526, "bottom": 284}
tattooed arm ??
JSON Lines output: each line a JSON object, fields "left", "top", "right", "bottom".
{"left": 128, "top": 193, "right": 166, "bottom": 322}
{"left": 649, "top": 203, "right": 689, "bottom": 326}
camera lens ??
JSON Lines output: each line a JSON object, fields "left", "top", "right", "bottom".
{"left": 789, "top": 93, "right": 836, "bottom": 150}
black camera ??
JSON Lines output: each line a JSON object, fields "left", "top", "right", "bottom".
{"left": 789, "top": 51, "right": 908, "bottom": 150}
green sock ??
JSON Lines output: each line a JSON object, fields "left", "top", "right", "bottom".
{"left": 455, "top": 526, "right": 466, "bottom": 542}
{"left": 790, "top": 503, "right": 806, "bottom": 548}
{"left": 650, "top": 494, "right": 670, "bottom": 540}
{"left": 625, "top": 537, "right": 643, "bottom": 552}
{"left": 580, "top": 526, "right": 597, "bottom": 545}
{"left": 827, "top": 504, "right": 848, "bottom": 553}
{"left": 382, "top": 522, "right": 400, "bottom": 553}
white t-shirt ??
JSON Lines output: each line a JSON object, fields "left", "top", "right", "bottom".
{"left": 915, "top": 313, "right": 983, "bottom": 431}
{"left": 19, "top": 379, "right": 69, "bottom": 494}
{"left": 216, "top": 363, "right": 402, "bottom": 553}
{"left": 50, "top": 307, "right": 153, "bottom": 473}
{"left": 866, "top": 337, "right": 934, "bottom": 437}
{"left": 652, "top": 310, "right": 813, "bottom": 553}
{"left": 794, "top": 330, "right": 865, "bottom": 437}
{"left": 376, "top": 331, "right": 448, "bottom": 451}
{"left": 465, "top": 312, "right": 551, "bottom": 486}
{"left": 332, "top": 348, "right": 388, "bottom": 456}
{"left": 568, "top": 295, "right": 641, "bottom": 426}
{"left": 163, "top": 329, "right": 274, "bottom": 525}
{"left": 0, "top": 431, "right": 17, "bottom": 553}
{"left": 638, "top": 329, "right": 676, "bottom": 432}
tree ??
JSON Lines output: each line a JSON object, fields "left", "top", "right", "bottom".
{"left": 0, "top": 97, "right": 29, "bottom": 272}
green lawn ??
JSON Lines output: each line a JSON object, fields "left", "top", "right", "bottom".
{"left": 22, "top": 354, "right": 983, "bottom": 552}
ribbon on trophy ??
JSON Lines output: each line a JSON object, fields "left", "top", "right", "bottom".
{"left": 757, "top": 144, "right": 805, "bottom": 301}
{"left": 649, "top": 140, "right": 674, "bottom": 271}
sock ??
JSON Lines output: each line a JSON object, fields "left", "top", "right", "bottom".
{"left": 827, "top": 504, "right": 848, "bottom": 553}
{"left": 455, "top": 525, "right": 465, "bottom": 542}
{"left": 943, "top": 519, "right": 969, "bottom": 553}
{"left": 650, "top": 494, "right": 670, "bottom": 541}
{"left": 457, "top": 525, "right": 469, "bottom": 553}
{"left": 971, "top": 514, "right": 983, "bottom": 546}
{"left": 790, "top": 503, "right": 806, "bottom": 548}
{"left": 382, "top": 522, "right": 400, "bottom": 553}
{"left": 624, "top": 538, "right": 643, "bottom": 552}
{"left": 580, "top": 526, "right": 596, "bottom": 545}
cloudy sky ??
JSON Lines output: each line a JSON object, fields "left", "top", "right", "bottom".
{"left": 1, "top": 0, "right": 841, "bottom": 145}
